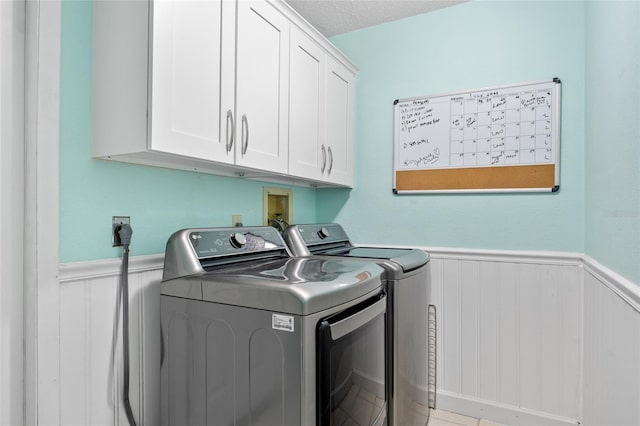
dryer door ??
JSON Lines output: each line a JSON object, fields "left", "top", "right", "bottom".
{"left": 316, "top": 292, "right": 387, "bottom": 425}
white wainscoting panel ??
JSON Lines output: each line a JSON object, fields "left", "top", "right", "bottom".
{"left": 57, "top": 250, "right": 640, "bottom": 426}
{"left": 582, "top": 257, "right": 640, "bottom": 425}
{"left": 59, "top": 255, "right": 163, "bottom": 426}
{"left": 427, "top": 249, "right": 582, "bottom": 426}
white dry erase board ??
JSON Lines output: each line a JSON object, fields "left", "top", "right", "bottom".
{"left": 393, "top": 79, "right": 561, "bottom": 193}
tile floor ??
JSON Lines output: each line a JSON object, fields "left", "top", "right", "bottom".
{"left": 332, "top": 380, "right": 502, "bottom": 425}
{"left": 428, "top": 409, "right": 505, "bottom": 426}
{"left": 331, "top": 382, "right": 503, "bottom": 426}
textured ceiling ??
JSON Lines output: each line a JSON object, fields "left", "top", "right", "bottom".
{"left": 285, "top": 0, "right": 465, "bottom": 37}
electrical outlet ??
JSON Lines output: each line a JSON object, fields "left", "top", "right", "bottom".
{"left": 112, "top": 216, "right": 130, "bottom": 247}
{"left": 232, "top": 214, "right": 242, "bottom": 227}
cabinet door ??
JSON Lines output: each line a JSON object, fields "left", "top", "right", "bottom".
{"left": 235, "top": 1, "right": 290, "bottom": 173}
{"left": 150, "top": 0, "right": 235, "bottom": 163}
{"left": 288, "top": 27, "right": 325, "bottom": 181}
{"left": 324, "top": 57, "right": 355, "bottom": 186}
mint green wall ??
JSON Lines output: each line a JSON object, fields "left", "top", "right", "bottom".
{"left": 320, "top": 1, "right": 586, "bottom": 252}
{"left": 59, "top": 1, "right": 316, "bottom": 262}
{"left": 62, "top": 0, "right": 639, "bottom": 284}
{"left": 585, "top": 2, "right": 640, "bottom": 284}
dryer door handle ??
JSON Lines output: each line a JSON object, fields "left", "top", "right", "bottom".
{"left": 329, "top": 295, "right": 386, "bottom": 340}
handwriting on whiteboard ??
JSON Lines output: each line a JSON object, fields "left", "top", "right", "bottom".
{"left": 395, "top": 81, "right": 556, "bottom": 170}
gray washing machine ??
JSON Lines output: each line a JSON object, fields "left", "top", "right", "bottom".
{"left": 161, "top": 226, "right": 389, "bottom": 426}
{"left": 283, "top": 223, "right": 432, "bottom": 426}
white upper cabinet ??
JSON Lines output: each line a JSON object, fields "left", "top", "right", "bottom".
{"left": 150, "top": 0, "right": 235, "bottom": 163}
{"left": 235, "top": 1, "right": 289, "bottom": 173}
{"left": 288, "top": 27, "right": 325, "bottom": 180}
{"left": 288, "top": 27, "right": 355, "bottom": 186}
{"left": 324, "top": 57, "right": 355, "bottom": 186}
{"left": 92, "top": 0, "right": 357, "bottom": 187}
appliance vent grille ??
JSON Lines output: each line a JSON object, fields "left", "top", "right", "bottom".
{"left": 427, "top": 304, "right": 437, "bottom": 409}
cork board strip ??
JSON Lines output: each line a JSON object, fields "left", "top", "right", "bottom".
{"left": 395, "top": 164, "right": 556, "bottom": 192}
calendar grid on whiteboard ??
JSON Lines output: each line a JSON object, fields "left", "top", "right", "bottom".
{"left": 395, "top": 80, "right": 559, "bottom": 171}
{"left": 393, "top": 78, "right": 561, "bottom": 193}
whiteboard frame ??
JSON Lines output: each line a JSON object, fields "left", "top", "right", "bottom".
{"left": 393, "top": 78, "right": 561, "bottom": 194}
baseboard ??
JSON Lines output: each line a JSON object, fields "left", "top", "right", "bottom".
{"left": 436, "top": 391, "right": 579, "bottom": 426}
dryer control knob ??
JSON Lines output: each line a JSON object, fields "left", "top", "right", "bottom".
{"left": 318, "top": 227, "right": 330, "bottom": 239}
{"left": 229, "top": 232, "right": 247, "bottom": 249}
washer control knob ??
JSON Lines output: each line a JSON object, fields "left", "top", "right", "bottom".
{"left": 229, "top": 232, "right": 247, "bottom": 249}
{"left": 317, "top": 227, "right": 330, "bottom": 240}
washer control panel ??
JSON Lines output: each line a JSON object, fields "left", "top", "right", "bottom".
{"left": 163, "top": 226, "right": 290, "bottom": 281}
{"left": 292, "top": 223, "right": 350, "bottom": 245}
{"left": 188, "top": 227, "right": 286, "bottom": 259}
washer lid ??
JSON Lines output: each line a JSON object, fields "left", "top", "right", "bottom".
{"left": 282, "top": 223, "right": 429, "bottom": 274}
{"left": 321, "top": 246, "right": 429, "bottom": 274}
{"left": 161, "top": 257, "right": 385, "bottom": 315}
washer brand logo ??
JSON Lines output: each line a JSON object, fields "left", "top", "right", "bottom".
{"left": 272, "top": 314, "right": 295, "bottom": 332}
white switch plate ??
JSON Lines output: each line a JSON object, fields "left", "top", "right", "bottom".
{"left": 232, "top": 214, "right": 242, "bottom": 227}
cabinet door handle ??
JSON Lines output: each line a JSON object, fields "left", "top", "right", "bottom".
{"left": 320, "top": 144, "right": 327, "bottom": 174}
{"left": 327, "top": 146, "right": 333, "bottom": 175}
{"left": 241, "top": 114, "right": 249, "bottom": 156}
{"left": 226, "top": 109, "right": 235, "bottom": 153}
